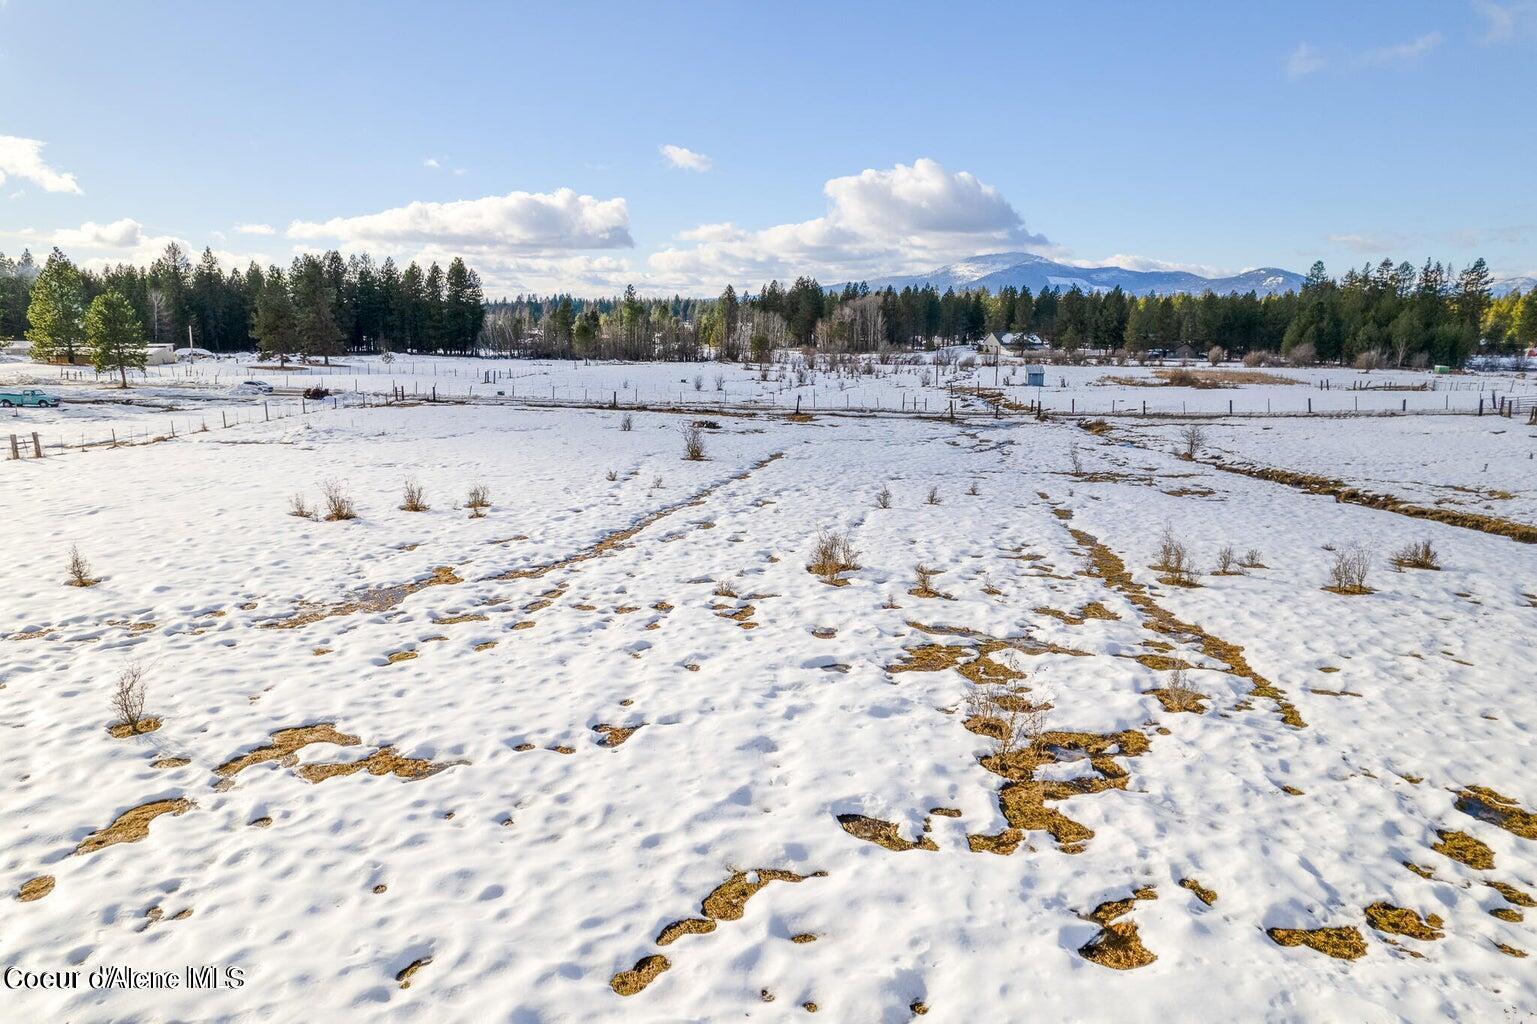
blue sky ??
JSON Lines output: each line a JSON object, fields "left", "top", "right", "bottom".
{"left": 1, "top": 0, "right": 1533, "bottom": 295}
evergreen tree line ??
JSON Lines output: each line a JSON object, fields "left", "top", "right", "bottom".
{"left": 483, "top": 257, "right": 1533, "bottom": 367}
{"left": 8, "top": 244, "right": 1533, "bottom": 368}
{"left": 2, "top": 243, "right": 486, "bottom": 361}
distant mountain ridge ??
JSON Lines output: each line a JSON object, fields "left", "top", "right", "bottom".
{"left": 1492, "top": 276, "right": 1536, "bottom": 297}
{"left": 853, "top": 252, "right": 1306, "bottom": 297}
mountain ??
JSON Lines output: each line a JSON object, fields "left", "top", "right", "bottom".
{"left": 853, "top": 252, "right": 1305, "bottom": 297}
{"left": 1492, "top": 276, "right": 1536, "bottom": 297}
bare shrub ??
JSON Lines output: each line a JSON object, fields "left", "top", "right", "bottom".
{"left": 1326, "top": 543, "right": 1372, "bottom": 594}
{"left": 110, "top": 662, "right": 148, "bottom": 733}
{"left": 712, "top": 580, "right": 738, "bottom": 599}
{"left": 966, "top": 682, "right": 1046, "bottom": 759}
{"left": 1241, "top": 547, "right": 1265, "bottom": 568}
{"left": 1207, "top": 345, "right": 1226, "bottom": 366}
{"left": 1353, "top": 349, "right": 1386, "bottom": 372}
{"left": 321, "top": 480, "right": 357, "bottom": 521}
{"left": 466, "top": 484, "right": 491, "bottom": 517}
{"left": 713, "top": 372, "right": 726, "bottom": 392}
{"left": 693, "top": 374, "right": 704, "bottom": 392}
{"left": 1155, "top": 667, "right": 1206, "bottom": 713}
{"left": 808, "top": 528, "right": 860, "bottom": 583}
{"left": 875, "top": 484, "right": 892, "bottom": 509}
{"left": 1179, "top": 423, "right": 1207, "bottom": 459}
{"left": 912, "top": 562, "right": 943, "bottom": 597}
{"left": 1155, "top": 525, "right": 1198, "bottom": 586}
{"left": 1214, "top": 544, "right": 1240, "bottom": 575}
{"left": 288, "top": 493, "right": 315, "bottom": 519}
{"left": 1068, "top": 442, "right": 1084, "bottom": 477}
{"left": 400, "top": 477, "right": 428, "bottom": 512}
{"left": 1288, "top": 342, "right": 1317, "bottom": 367}
{"left": 606, "top": 469, "right": 618, "bottom": 482}
{"left": 926, "top": 485, "right": 942, "bottom": 506}
{"left": 619, "top": 413, "right": 633, "bottom": 431}
{"left": 651, "top": 475, "right": 664, "bottom": 490}
{"left": 1391, "top": 539, "right": 1440, "bottom": 571}
{"left": 680, "top": 424, "right": 706, "bottom": 461}
{"left": 966, "top": 481, "right": 981, "bottom": 496}
{"left": 65, "top": 545, "right": 96, "bottom": 587}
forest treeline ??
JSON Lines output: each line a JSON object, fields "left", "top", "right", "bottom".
{"left": 2, "top": 244, "right": 485, "bottom": 362}
{"left": 4, "top": 243, "right": 1534, "bottom": 367}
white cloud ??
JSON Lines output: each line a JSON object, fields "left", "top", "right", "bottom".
{"left": 649, "top": 158, "right": 1044, "bottom": 290}
{"left": 234, "top": 222, "right": 276, "bottom": 235}
{"left": 423, "top": 157, "right": 441, "bottom": 169}
{"left": 1327, "top": 232, "right": 1405, "bottom": 254}
{"left": 660, "top": 144, "right": 713, "bottom": 172}
{"left": 1361, "top": 31, "right": 1442, "bottom": 65}
{"left": 0, "top": 135, "right": 82, "bottom": 194}
{"left": 1285, "top": 43, "right": 1325, "bottom": 77}
{"left": 287, "top": 187, "right": 633, "bottom": 253}
{"left": 1475, "top": 1, "right": 1537, "bottom": 42}
{"left": 51, "top": 218, "right": 144, "bottom": 248}
{"left": 1078, "top": 253, "right": 1233, "bottom": 278}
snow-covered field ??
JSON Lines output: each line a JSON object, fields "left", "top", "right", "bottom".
{"left": 4, "top": 360, "right": 1536, "bottom": 1022}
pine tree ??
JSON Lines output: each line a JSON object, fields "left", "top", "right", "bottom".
{"left": 253, "top": 270, "right": 298, "bottom": 364}
{"left": 84, "top": 289, "right": 147, "bottom": 387}
{"left": 25, "top": 248, "right": 87, "bottom": 363}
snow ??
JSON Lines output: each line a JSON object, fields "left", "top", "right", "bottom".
{"left": 2, "top": 357, "right": 1535, "bottom": 1022}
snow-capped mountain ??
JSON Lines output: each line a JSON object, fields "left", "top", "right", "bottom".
{"left": 1492, "top": 276, "right": 1536, "bottom": 297}
{"left": 854, "top": 252, "right": 1305, "bottom": 297}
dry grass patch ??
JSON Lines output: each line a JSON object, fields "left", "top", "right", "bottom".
{"left": 1457, "top": 785, "right": 1537, "bottom": 840}
{"left": 836, "top": 813, "right": 938, "bottom": 852}
{"left": 75, "top": 798, "right": 193, "bottom": 856}
{"left": 1156, "top": 368, "right": 1298, "bottom": 388}
{"left": 1266, "top": 925, "right": 1368, "bottom": 960}
{"left": 396, "top": 956, "right": 432, "bottom": 989}
{"left": 215, "top": 723, "right": 362, "bottom": 778}
{"left": 17, "top": 875, "right": 55, "bottom": 902}
{"left": 909, "top": 562, "right": 949, "bottom": 599}
{"left": 1148, "top": 667, "right": 1208, "bottom": 714}
{"left": 1179, "top": 878, "right": 1218, "bottom": 905}
{"left": 1432, "top": 828, "right": 1495, "bottom": 869}
{"left": 1078, "top": 887, "right": 1158, "bottom": 970}
{"left": 297, "top": 747, "right": 457, "bottom": 784}
{"left": 1365, "top": 902, "right": 1443, "bottom": 941}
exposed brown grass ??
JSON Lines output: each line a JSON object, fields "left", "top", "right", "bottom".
{"left": 1266, "top": 925, "right": 1367, "bottom": 960}
{"left": 1364, "top": 902, "right": 1444, "bottom": 941}
{"left": 836, "top": 813, "right": 938, "bottom": 852}
{"left": 75, "top": 798, "right": 193, "bottom": 855}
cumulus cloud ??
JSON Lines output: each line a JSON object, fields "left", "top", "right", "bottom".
{"left": 287, "top": 187, "right": 633, "bottom": 253}
{"left": 648, "top": 158, "right": 1044, "bottom": 290}
{"left": 0, "top": 135, "right": 82, "bottom": 194}
{"left": 660, "top": 144, "right": 713, "bottom": 172}
{"left": 1361, "top": 31, "right": 1442, "bottom": 65}
{"left": 234, "top": 222, "right": 276, "bottom": 235}
{"left": 1285, "top": 43, "right": 1325, "bottom": 77}
{"left": 51, "top": 218, "right": 145, "bottom": 248}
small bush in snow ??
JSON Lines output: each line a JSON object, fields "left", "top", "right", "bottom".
{"left": 1325, "top": 544, "right": 1373, "bottom": 594}
{"left": 680, "top": 424, "right": 706, "bottom": 461}
{"left": 289, "top": 493, "right": 315, "bottom": 519}
{"left": 321, "top": 480, "right": 357, "bottom": 521}
{"left": 1214, "top": 545, "right": 1240, "bottom": 575}
{"left": 875, "top": 485, "right": 892, "bottom": 509}
{"left": 466, "top": 484, "right": 491, "bottom": 516}
{"left": 1179, "top": 423, "right": 1207, "bottom": 459}
{"left": 808, "top": 528, "right": 860, "bottom": 583}
{"left": 619, "top": 413, "right": 633, "bottom": 432}
{"left": 693, "top": 374, "right": 704, "bottom": 392}
{"left": 110, "top": 661, "right": 149, "bottom": 735}
{"left": 606, "top": 469, "right": 618, "bottom": 482}
{"left": 65, "top": 544, "right": 96, "bottom": 587}
{"left": 1241, "top": 547, "right": 1265, "bottom": 568}
{"left": 400, "top": 477, "right": 429, "bottom": 512}
{"left": 926, "top": 485, "right": 942, "bottom": 506}
{"left": 966, "top": 481, "right": 981, "bottom": 496}
{"left": 1391, "top": 539, "right": 1440, "bottom": 571}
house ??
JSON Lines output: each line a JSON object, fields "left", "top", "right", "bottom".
{"left": 978, "top": 333, "right": 1006, "bottom": 355}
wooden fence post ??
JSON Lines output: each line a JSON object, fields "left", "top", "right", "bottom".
{"left": 32, "top": 432, "right": 43, "bottom": 458}
{"left": 8, "top": 434, "right": 18, "bottom": 460}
